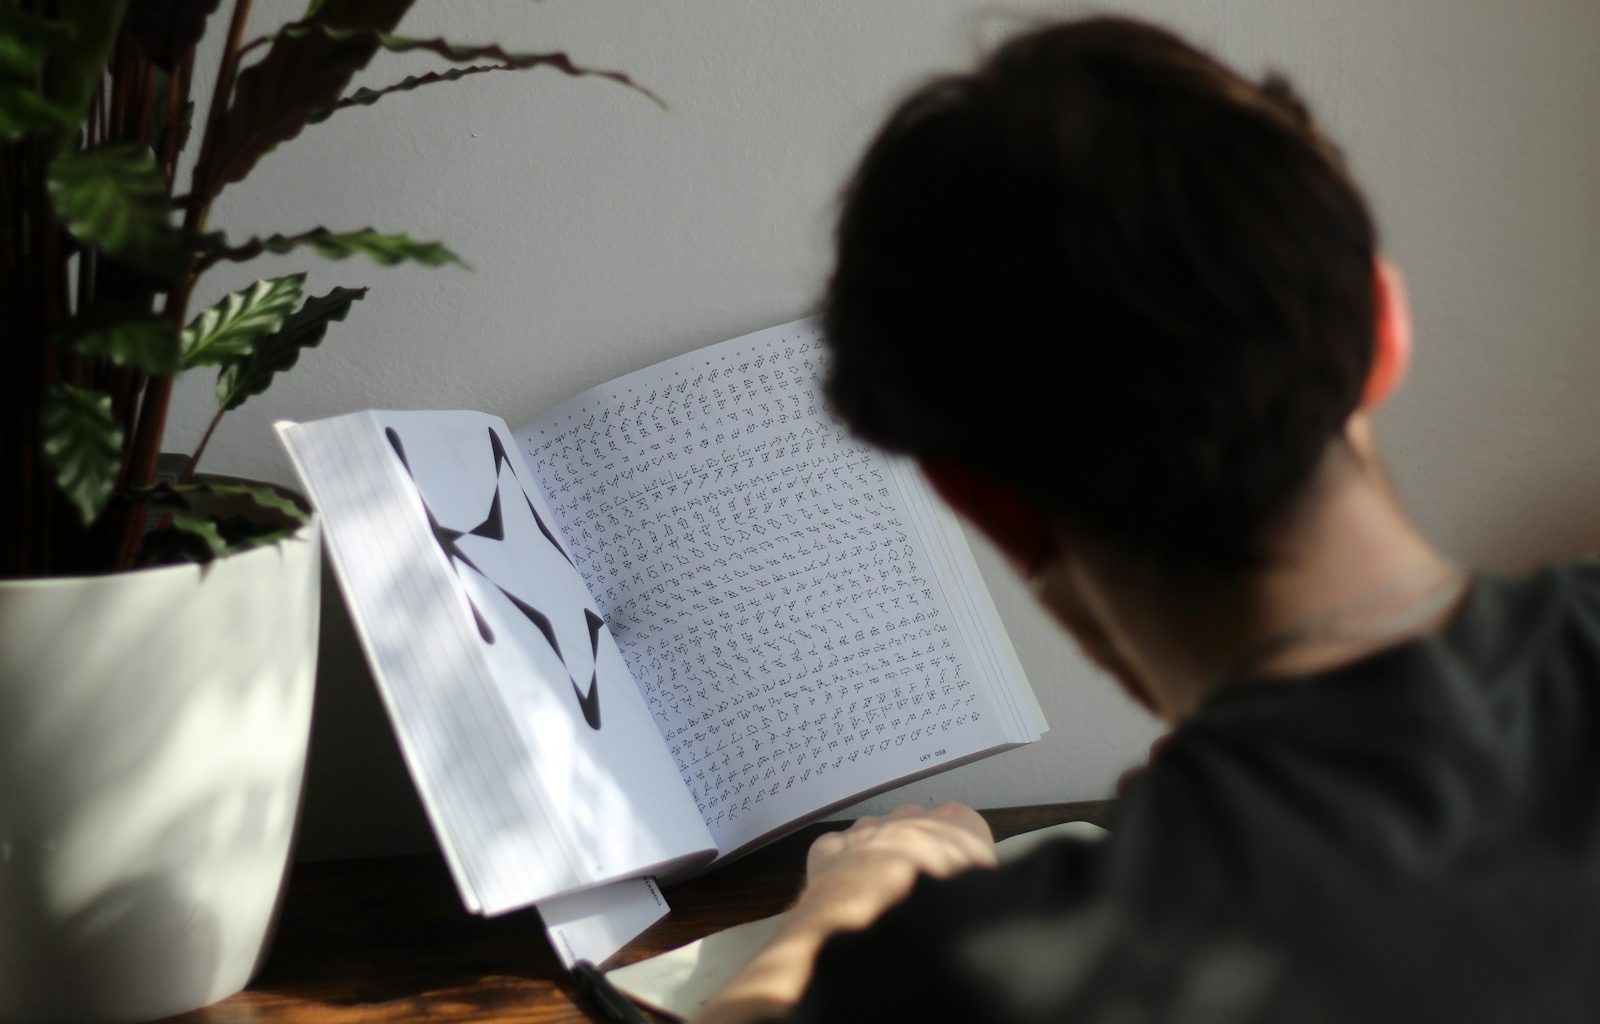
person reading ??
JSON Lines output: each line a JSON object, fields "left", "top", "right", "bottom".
{"left": 694, "top": 16, "right": 1600, "bottom": 1024}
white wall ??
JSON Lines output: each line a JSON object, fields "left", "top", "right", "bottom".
{"left": 170, "top": 1, "right": 1600, "bottom": 859}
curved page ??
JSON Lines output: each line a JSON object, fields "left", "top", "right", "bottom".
{"left": 280, "top": 411, "right": 713, "bottom": 915}
{"left": 516, "top": 319, "right": 1044, "bottom": 855}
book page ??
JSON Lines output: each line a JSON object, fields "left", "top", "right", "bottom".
{"left": 280, "top": 411, "right": 714, "bottom": 915}
{"left": 538, "top": 876, "right": 670, "bottom": 969}
{"left": 515, "top": 320, "right": 1042, "bottom": 854}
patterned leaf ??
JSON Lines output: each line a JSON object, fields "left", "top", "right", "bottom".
{"left": 276, "top": 22, "right": 663, "bottom": 108}
{"left": 0, "top": 8, "right": 76, "bottom": 77}
{"left": 45, "top": 0, "right": 128, "bottom": 121}
{"left": 131, "top": 480, "right": 308, "bottom": 563}
{"left": 164, "top": 508, "right": 230, "bottom": 559}
{"left": 125, "top": 0, "right": 223, "bottom": 70}
{"left": 216, "top": 285, "right": 366, "bottom": 410}
{"left": 191, "top": 0, "right": 415, "bottom": 197}
{"left": 58, "top": 308, "right": 181, "bottom": 375}
{"left": 200, "top": 227, "right": 462, "bottom": 269}
{"left": 41, "top": 384, "right": 124, "bottom": 524}
{"left": 181, "top": 274, "right": 306, "bottom": 368}
{"left": 149, "top": 507, "right": 300, "bottom": 562}
{"left": 47, "top": 144, "right": 185, "bottom": 278}
{"left": 136, "top": 479, "right": 309, "bottom": 524}
{"left": 199, "top": 481, "right": 310, "bottom": 525}
{"left": 0, "top": 86, "right": 81, "bottom": 140}
{"left": 308, "top": 64, "right": 512, "bottom": 123}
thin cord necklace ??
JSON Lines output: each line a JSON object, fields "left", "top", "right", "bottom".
{"left": 1214, "top": 559, "right": 1470, "bottom": 687}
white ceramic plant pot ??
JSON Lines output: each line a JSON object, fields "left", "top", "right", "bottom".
{"left": 0, "top": 500, "right": 320, "bottom": 1024}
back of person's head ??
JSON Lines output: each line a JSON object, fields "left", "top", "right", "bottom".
{"left": 823, "top": 16, "right": 1379, "bottom": 568}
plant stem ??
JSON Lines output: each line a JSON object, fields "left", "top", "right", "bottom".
{"left": 188, "top": 0, "right": 254, "bottom": 221}
{"left": 180, "top": 408, "right": 228, "bottom": 484}
{"left": 118, "top": 0, "right": 255, "bottom": 569}
{"left": 161, "top": 50, "right": 193, "bottom": 183}
{"left": 136, "top": 63, "right": 158, "bottom": 144}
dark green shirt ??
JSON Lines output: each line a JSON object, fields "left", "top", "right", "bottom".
{"left": 785, "top": 563, "right": 1600, "bottom": 1023}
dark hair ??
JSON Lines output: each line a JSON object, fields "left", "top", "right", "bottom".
{"left": 823, "top": 17, "right": 1378, "bottom": 567}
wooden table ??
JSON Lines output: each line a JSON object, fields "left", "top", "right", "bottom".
{"left": 161, "top": 802, "right": 1113, "bottom": 1024}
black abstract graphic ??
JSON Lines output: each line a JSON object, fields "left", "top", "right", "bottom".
{"left": 387, "top": 426, "right": 603, "bottom": 730}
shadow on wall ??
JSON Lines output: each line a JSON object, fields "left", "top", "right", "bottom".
{"left": 296, "top": 560, "right": 438, "bottom": 862}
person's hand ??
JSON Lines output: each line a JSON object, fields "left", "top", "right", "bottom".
{"left": 692, "top": 803, "right": 995, "bottom": 1024}
{"left": 797, "top": 802, "right": 997, "bottom": 931}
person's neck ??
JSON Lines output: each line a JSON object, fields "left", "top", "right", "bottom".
{"left": 1060, "top": 427, "right": 1462, "bottom": 723}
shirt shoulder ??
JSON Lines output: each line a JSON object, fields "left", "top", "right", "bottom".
{"left": 782, "top": 561, "right": 1600, "bottom": 1024}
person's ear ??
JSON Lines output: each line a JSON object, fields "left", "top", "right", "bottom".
{"left": 1362, "top": 256, "right": 1413, "bottom": 409}
{"left": 917, "top": 457, "right": 1051, "bottom": 573}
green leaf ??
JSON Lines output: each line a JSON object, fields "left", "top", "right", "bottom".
{"left": 129, "top": 480, "right": 308, "bottom": 563}
{"left": 217, "top": 285, "right": 366, "bottom": 410}
{"left": 181, "top": 274, "right": 306, "bottom": 368}
{"left": 0, "top": 8, "right": 76, "bottom": 77}
{"left": 278, "top": 22, "right": 664, "bottom": 109}
{"left": 308, "top": 64, "right": 514, "bottom": 124}
{"left": 46, "top": 0, "right": 129, "bottom": 122}
{"left": 0, "top": 85, "right": 80, "bottom": 139}
{"left": 41, "top": 384, "right": 124, "bottom": 525}
{"left": 47, "top": 144, "right": 185, "bottom": 279}
{"left": 191, "top": 0, "right": 415, "bottom": 197}
{"left": 58, "top": 308, "right": 181, "bottom": 375}
{"left": 135, "top": 479, "right": 309, "bottom": 525}
{"left": 158, "top": 504, "right": 301, "bottom": 560}
{"left": 165, "top": 508, "right": 229, "bottom": 559}
{"left": 201, "top": 227, "right": 463, "bottom": 270}
{"left": 193, "top": 481, "right": 310, "bottom": 526}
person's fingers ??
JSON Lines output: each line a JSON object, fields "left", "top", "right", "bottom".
{"left": 806, "top": 804, "right": 996, "bottom": 879}
{"left": 806, "top": 828, "right": 848, "bottom": 874}
{"left": 930, "top": 801, "right": 993, "bottom": 840}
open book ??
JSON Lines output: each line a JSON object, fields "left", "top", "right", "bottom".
{"left": 277, "top": 318, "right": 1046, "bottom": 916}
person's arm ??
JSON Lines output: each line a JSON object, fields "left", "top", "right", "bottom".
{"left": 692, "top": 803, "right": 997, "bottom": 1024}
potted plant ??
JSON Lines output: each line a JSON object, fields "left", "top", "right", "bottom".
{"left": 0, "top": 2, "right": 654, "bottom": 1020}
